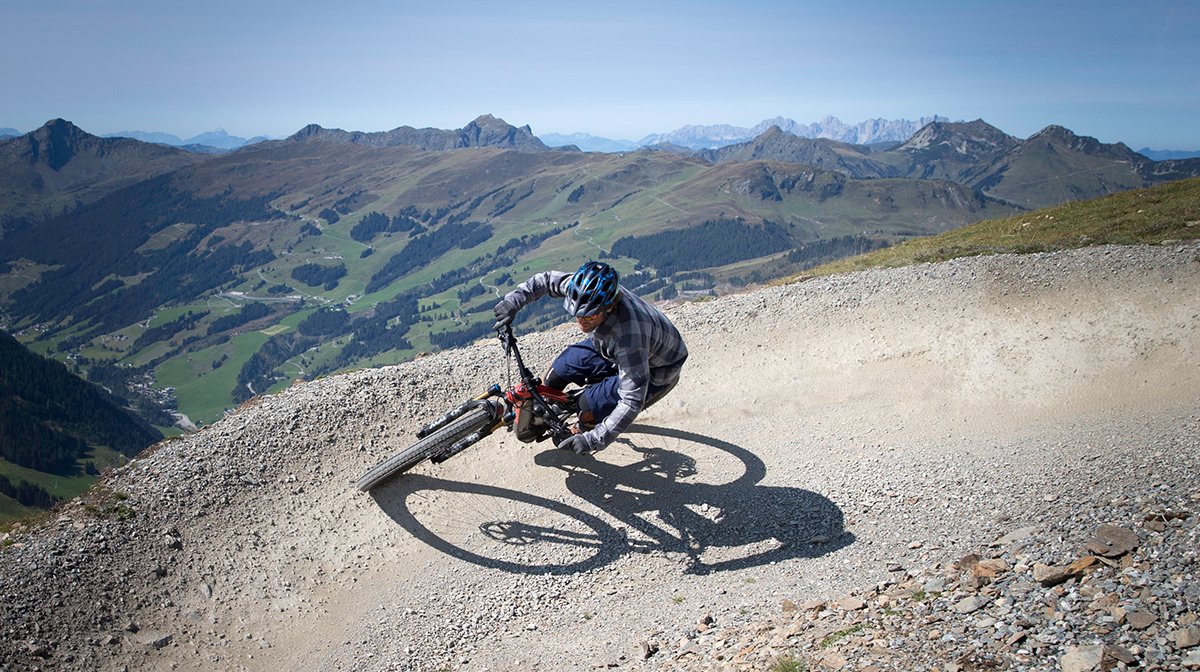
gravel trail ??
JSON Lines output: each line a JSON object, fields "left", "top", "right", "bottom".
{"left": 1, "top": 243, "right": 1198, "bottom": 671}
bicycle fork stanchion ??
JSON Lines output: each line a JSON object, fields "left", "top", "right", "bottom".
{"left": 416, "top": 385, "right": 503, "bottom": 438}
{"left": 431, "top": 428, "right": 487, "bottom": 464}
{"left": 430, "top": 396, "right": 506, "bottom": 464}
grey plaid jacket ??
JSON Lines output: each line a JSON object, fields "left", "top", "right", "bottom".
{"left": 503, "top": 271, "right": 688, "bottom": 449}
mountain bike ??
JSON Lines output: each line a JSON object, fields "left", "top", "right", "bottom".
{"left": 355, "top": 325, "right": 577, "bottom": 492}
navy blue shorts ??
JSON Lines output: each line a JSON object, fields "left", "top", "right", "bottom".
{"left": 550, "top": 339, "right": 673, "bottom": 423}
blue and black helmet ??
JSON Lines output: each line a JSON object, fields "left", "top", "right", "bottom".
{"left": 563, "top": 261, "right": 620, "bottom": 317}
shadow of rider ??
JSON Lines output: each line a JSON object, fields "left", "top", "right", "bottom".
{"left": 533, "top": 424, "right": 854, "bottom": 575}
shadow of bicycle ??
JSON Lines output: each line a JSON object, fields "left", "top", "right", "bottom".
{"left": 369, "top": 424, "right": 852, "bottom": 575}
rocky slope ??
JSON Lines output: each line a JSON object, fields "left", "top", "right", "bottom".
{"left": 1, "top": 242, "right": 1198, "bottom": 671}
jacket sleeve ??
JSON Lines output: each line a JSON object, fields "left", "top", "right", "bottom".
{"left": 502, "top": 271, "right": 572, "bottom": 310}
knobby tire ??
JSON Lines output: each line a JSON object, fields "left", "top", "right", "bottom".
{"left": 355, "top": 407, "right": 493, "bottom": 492}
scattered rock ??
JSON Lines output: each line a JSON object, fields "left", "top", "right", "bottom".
{"left": 1033, "top": 555, "right": 1098, "bottom": 586}
{"left": 1085, "top": 524, "right": 1139, "bottom": 557}
{"left": 139, "top": 631, "right": 173, "bottom": 650}
{"left": 1177, "top": 626, "right": 1200, "bottom": 649}
{"left": 839, "top": 596, "right": 865, "bottom": 611}
{"left": 1126, "top": 610, "right": 1158, "bottom": 630}
{"left": 1060, "top": 645, "right": 1104, "bottom": 672}
{"left": 991, "top": 526, "right": 1037, "bottom": 547}
{"left": 954, "top": 595, "right": 990, "bottom": 614}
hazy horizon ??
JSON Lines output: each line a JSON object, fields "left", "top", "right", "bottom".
{"left": 2, "top": 0, "right": 1197, "bottom": 150}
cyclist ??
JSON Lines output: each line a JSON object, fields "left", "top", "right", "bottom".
{"left": 493, "top": 260, "right": 688, "bottom": 454}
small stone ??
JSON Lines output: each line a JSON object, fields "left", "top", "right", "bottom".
{"left": 991, "top": 526, "right": 1037, "bottom": 547}
{"left": 1060, "top": 648, "right": 1104, "bottom": 672}
{"left": 1086, "top": 524, "right": 1139, "bottom": 557}
{"left": 1066, "top": 555, "right": 1098, "bottom": 574}
{"left": 1177, "top": 626, "right": 1200, "bottom": 649}
{"left": 139, "top": 632, "right": 173, "bottom": 650}
{"left": 839, "top": 596, "right": 865, "bottom": 611}
{"left": 1126, "top": 610, "right": 1157, "bottom": 630}
{"left": 1061, "top": 645, "right": 1104, "bottom": 672}
{"left": 640, "top": 640, "right": 659, "bottom": 660}
{"left": 954, "top": 553, "right": 981, "bottom": 570}
{"left": 781, "top": 599, "right": 796, "bottom": 612}
{"left": 1033, "top": 563, "right": 1072, "bottom": 587}
{"left": 955, "top": 596, "right": 990, "bottom": 614}
{"left": 1183, "top": 650, "right": 1200, "bottom": 668}
{"left": 973, "top": 558, "right": 1009, "bottom": 578}
{"left": 1108, "top": 645, "right": 1135, "bottom": 663}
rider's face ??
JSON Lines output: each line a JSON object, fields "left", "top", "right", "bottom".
{"left": 576, "top": 308, "right": 609, "bottom": 333}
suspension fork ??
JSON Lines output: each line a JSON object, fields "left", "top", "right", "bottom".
{"left": 416, "top": 384, "right": 503, "bottom": 439}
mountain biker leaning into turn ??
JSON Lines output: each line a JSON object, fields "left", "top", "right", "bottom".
{"left": 493, "top": 260, "right": 688, "bottom": 455}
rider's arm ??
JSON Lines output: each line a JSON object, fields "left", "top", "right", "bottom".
{"left": 581, "top": 332, "right": 651, "bottom": 450}
{"left": 501, "top": 270, "right": 572, "bottom": 311}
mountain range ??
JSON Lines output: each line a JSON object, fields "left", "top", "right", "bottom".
{"left": 1, "top": 114, "right": 1198, "bottom": 442}
{"left": 538, "top": 115, "right": 947, "bottom": 151}
{"left": 9, "top": 116, "right": 1200, "bottom": 158}
{"left": 1137, "top": 148, "right": 1200, "bottom": 161}
{"left": 635, "top": 115, "right": 949, "bottom": 150}
{"left": 103, "top": 128, "right": 272, "bottom": 151}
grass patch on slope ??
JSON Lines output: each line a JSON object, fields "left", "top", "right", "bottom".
{"left": 793, "top": 177, "right": 1200, "bottom": 278}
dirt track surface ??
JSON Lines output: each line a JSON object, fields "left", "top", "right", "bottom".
{"left": 2, "top": 243, "right": 1199, "bottom": 671}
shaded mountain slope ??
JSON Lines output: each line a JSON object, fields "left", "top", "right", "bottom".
{"left": 0, "top": 119, "right": 204, "bottom": 225}
{"left": 0, "top": 330, "right": 162, "bottom": 520}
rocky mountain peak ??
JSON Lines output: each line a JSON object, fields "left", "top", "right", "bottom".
{"left": 757, "top": 125, "right": 787, "bottom": 141}
{"left": 1025, "top": 125, "right": 1145, "bottom": 163}
{"left": 459, "top": 115, "right": 547, "bottom": 150}
{"left": 24, "top": 118, "right": 94, "bottom": 170}
{"left": 900, "top": 119, "right": 1018, "bottom": 155}
{"left": 288, "top": 123, "right": 337, "bottom": 140}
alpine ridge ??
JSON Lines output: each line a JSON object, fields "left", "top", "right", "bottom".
{"left": 285, "top": 114, "right": 552, "bottom": 152}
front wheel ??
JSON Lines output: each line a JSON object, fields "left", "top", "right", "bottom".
{"left": 356, "top": 407, "right": 495, "bottom": 492}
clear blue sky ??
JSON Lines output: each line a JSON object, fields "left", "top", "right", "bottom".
{"left": 3, "top": 0, "right": 1197, "bottom": 149}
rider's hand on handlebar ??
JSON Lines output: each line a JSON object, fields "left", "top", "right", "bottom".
{"left": 493, "top": 298, "right": 518, "bottom": 330}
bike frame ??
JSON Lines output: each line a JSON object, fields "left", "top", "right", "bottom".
{"left": 414, "top": 326, "right": 574, "bottom": 463}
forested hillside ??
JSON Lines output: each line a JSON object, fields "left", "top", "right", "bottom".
{"left": 0, "top": 331, "right": 162, "bottom": 522}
